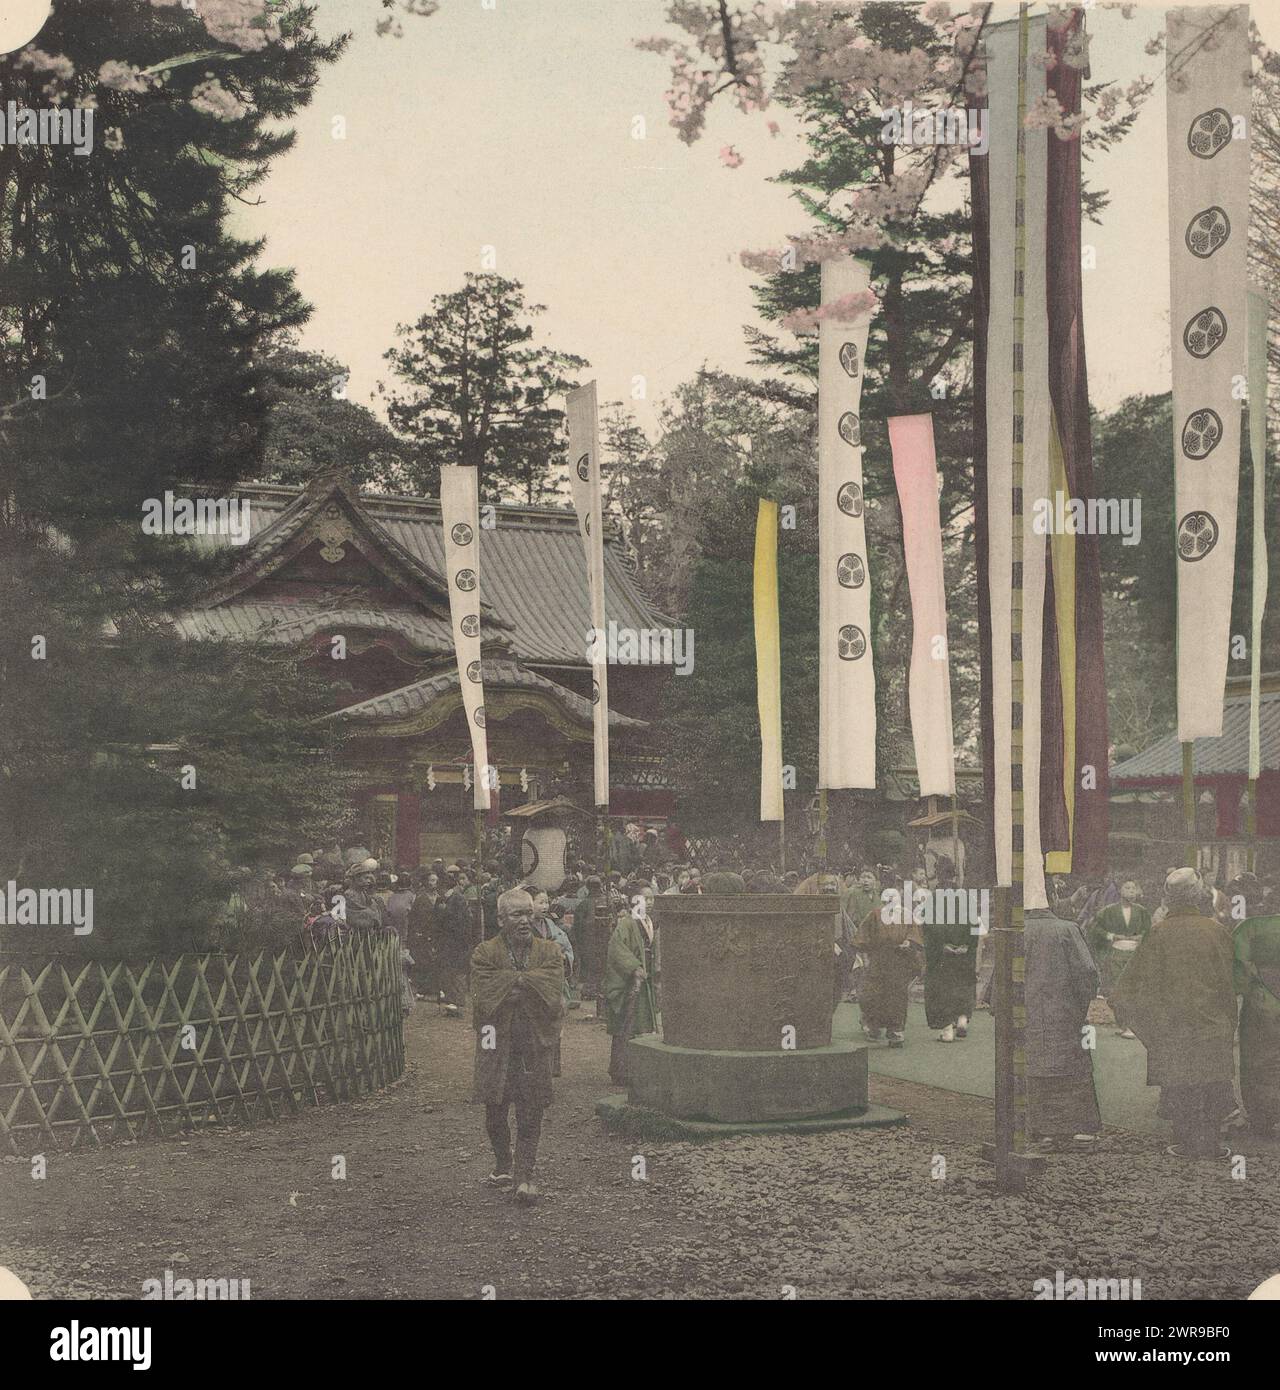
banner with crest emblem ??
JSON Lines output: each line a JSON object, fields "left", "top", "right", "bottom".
{"left": 817, "top": 257, "right": 877, "bottom": 790}
{"left": 1166, "top": 4, "right": 1250, "bottom": 740}
{"left": 440, "top": 464, "right": 490, "bottom": 811}
{"left": 566, "top": 381, "right": 610, "bottom": 809}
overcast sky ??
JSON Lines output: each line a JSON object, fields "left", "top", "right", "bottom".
{"left": 235, "top": 0, "right": 1273, "bottom": 435}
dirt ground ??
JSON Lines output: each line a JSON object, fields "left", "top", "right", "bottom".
{"left": 3, "top": 1004, "right": 1278, "bottom": 1300}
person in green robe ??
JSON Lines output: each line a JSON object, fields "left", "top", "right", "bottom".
{"left": 841, "top": 867, "right": 880, "bottom": 931}
{"left": 604, "top": 885, "right": 658, "bottom": 1084}
{"left": 1234, "top": 914, "right": 1280, "bottom": 1135}
{"left": 1088, "top": 880, "right": 1152, "bottom": 1020}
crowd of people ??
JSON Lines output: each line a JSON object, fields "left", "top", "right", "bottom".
{"left": 1039, "top": 864, "right": 1280, "bottom": 1161}
{"left": 264, "top": 838, "right": 1280, "bottom": 1198}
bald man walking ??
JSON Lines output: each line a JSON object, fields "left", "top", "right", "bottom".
{"left": 470, "top": 888, "right": 565, "bottom": 1203}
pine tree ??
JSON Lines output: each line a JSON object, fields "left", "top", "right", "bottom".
{"left": 382, "top": 273, "right": 588, "bottom": 503}
{"left": 0, "top": 1, "right": 354, "bottom": 952}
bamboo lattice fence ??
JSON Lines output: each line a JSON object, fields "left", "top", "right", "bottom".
{"left": 0, "top": 937, "right": 404, "bottom": 1155}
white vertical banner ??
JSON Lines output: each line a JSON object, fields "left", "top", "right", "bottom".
{"left": 1167, "top": 5, "right": 1250, "bottom": 740}
{"left": 986, "top": 12, "right": 1050, "bottom": 908}
{"left": 566, "top": 381, "right": 610, "bottom": 809}
{"left": 818, "top": 257, "right": 876, "bottom": 790}
{"left": 439, "top": 465, "right": 490, "bottom": 811}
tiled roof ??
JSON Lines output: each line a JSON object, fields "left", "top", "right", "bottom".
{"left": 197, "top": 483, "right": 667, "bottom": 667}
{"left": 329, "top": 657, "right": 646, "bottom": 731}
{"left": 176, "top": 603, "right": 456, "bottom": 653}
{"left": 1111, "top": 687, "right": 1280, "bottom": 781}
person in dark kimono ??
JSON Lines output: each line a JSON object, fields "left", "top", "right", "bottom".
{"left": 470, "top": 888, "right": 565, "bottom": 1204}
{"left": 1025, "top": 907, "right": 1102, "bottom": 1148}
{"left": 854, "top": 900, "right": 922, "bottom": 1047}
{"left": 923, "top": 917, "right": 976, "bottom": 1043}
{"left": 575, "top": 876, "right": 609, "bottom": 1008}
{"left": 406, "top": 870, "right": 441, "bottom": 998}
{"left": 1234, "top": 913, "right": 1280, "bottom": 1135}
{"left": 437, "top": 873, "right": 475, "bottom": 1015}
{"left": 1113, "top": 868, "right": 1237, "bottom": 1159}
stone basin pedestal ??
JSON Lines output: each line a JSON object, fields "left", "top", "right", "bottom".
{"left": 596, "top": 894, "right": 907, "bottom": 1138}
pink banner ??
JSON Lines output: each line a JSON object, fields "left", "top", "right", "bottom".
{"left": 889, "top": 414, "right": 955, "bottom": 798}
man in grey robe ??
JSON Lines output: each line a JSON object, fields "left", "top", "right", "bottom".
{"left": 1025, "top": 906, "right": 1102, "bottom": 1148}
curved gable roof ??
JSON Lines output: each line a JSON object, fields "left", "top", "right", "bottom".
{"left": 193, "top": 478, "right": 669, "bottom": 668}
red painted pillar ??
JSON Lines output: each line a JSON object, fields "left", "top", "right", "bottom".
{"left": 1215, "top": 777, "right": 1245, "bottom": 838}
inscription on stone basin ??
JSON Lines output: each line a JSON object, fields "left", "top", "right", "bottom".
{"left": 652, "top": 894, "right": 838, "bottom": 1051}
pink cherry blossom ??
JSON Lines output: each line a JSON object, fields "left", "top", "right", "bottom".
{"left": 98, "top": 60, "right": 153, "bottom": 94}
{"left": 780, "top": 288, "right": 879, "bottom": 335}
{"left": 190, "top": 77, "right": 250, "bottom": 121}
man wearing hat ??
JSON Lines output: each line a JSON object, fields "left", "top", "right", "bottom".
{"left": 288, "top": 862, "right": 314, "bottom": 910}
{"left": 1113, "top": 868, "right": 1237, "bottom": 1159}
{"left": 343, "top": 861, "right": 386, "bottom": 934}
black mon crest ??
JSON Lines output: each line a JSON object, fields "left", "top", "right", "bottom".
{"left": 1177, "top": 511, "right": 1218, "bottom": 562}
{"left": 836, "top": 482, "right": 864, "bottom": 518}
{"left": 1187, "top": 107, "right": 1231, "bottom": 159}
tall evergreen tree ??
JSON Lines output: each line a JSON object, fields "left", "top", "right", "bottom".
{"left": 382, "top": 273, "right": 588, "bottom": 504}
{"left": 0, "top": 1, "right": 354, "bottom": 951}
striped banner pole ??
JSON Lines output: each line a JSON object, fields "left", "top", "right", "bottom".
{"left": 1183, "top": 741, "right": 1197, "bottom": 869}
{"left": 994, "top": 2, "right": 1031, "bottom": 1195}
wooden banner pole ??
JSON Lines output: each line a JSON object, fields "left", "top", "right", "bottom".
{"left": 1182, "top": 741, "right": 1196, "bottom": 869}
{"left": 993, "top": 3, "right": 1032, "bottom": 1196}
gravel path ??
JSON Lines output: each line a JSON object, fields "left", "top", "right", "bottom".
{"left": 3, "top": 1006, "right": 1276, "bottom": 1300}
